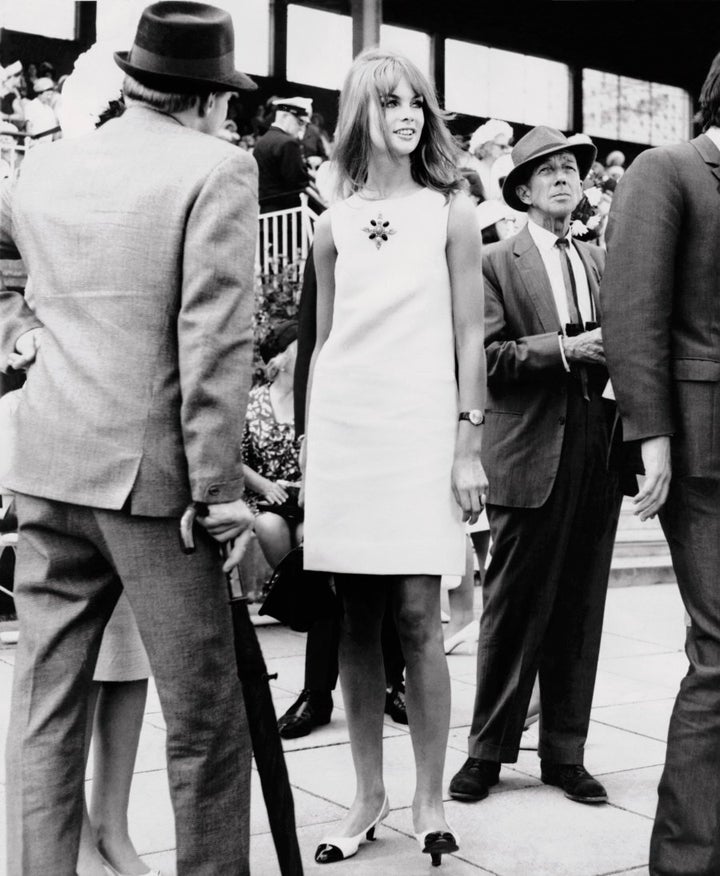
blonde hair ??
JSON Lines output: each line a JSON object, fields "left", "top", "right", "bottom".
{"left": 332, "top": 48, "right": 462, "bottom": 199}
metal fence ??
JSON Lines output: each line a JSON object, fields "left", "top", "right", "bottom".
{"left": 256, "top": 194, "right": 319, "bottom": 275}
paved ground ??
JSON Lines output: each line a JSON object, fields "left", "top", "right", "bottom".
{"left": 0, "top": 582, "right": 687, "bottom": 876}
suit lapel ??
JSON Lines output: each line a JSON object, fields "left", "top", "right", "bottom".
{"left": 513, "top": 226, "right": 562, "bottom": 332}
{"left": 690, "top": 134, "right": 720, "bottom": 191}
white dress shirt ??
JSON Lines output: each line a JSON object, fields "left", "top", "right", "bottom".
{"left": 527, "top": 218, "right": 594, "bottom": 329}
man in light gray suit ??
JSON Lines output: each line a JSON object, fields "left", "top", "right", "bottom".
{"left": 0, "top": 4, "right": 259, "bottom": 874}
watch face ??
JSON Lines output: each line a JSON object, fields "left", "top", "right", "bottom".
{"left": 469, "top": 410, "right": 483, "bottom": 426}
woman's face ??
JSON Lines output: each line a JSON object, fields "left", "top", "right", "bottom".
{"left": 368, "top": 75, "right": 425, "bottom": 158}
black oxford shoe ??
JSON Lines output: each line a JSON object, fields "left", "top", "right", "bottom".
{"left": 278, "top": 689, "right": 333, "bottom": 739}
{"left": 384, "top": 684, "right": 408, "bottom": 724}
{"left": 540, "top": 762, "right": 608, "bottom": 804}
{"left": 448, "top": 757, "right": 501, "bottom": 802}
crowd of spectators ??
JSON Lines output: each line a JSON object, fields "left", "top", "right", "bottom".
{"left": 0, "top": 59, "right": 64, "bottom": 178}
{"left": 1, "top": 54, "right": 629, "bottom": 242}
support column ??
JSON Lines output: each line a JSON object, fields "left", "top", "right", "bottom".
{"left": 74, "top": 0, "right": 96, "bottom": 51}
{"left": 571, "top": 64, "right": 583, "bottom": 133}
{"left": 351, "top": 0, "right": 382, "bottom": 57}
{"left": 269, "top": 0, "right": 288, "bottom": 81}
{"left": 431, "top": 33, "right": 445, "bottom": 106}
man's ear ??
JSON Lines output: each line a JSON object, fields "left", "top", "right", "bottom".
{"left": 198, "top": 93, "right": 215, "bottom": 118}
{"left": 516, "top": 184, "right": 532, "bottom": 207}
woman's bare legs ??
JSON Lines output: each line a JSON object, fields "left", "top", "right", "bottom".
{"left": 91, "top": 679, "right": 150, "bottom": 875}
{"left": 393, "top": 575, "right": 452, "bottom": 835}
{"left": 328, "top": 575, "right": 388, "bottom": 835}
{"left": 255, "top": 512, "right": 303, "bottom": 567}
{"left": 76, "top": 685, "right": 106, "bottom": 876}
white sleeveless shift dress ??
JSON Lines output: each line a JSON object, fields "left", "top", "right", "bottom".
{"left": 304, "top": 187, "right": 465, "bottom": 576}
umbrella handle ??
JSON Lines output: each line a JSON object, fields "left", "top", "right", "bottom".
{"left": 179, "top": 502, "right": 209, "bottom": 554}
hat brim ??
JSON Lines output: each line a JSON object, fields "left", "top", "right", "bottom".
{"left": 114, "top": 51, "right": 257, "bottom": 93}
{"left": 502, "top": 142, "right": 597, "bottom": 212}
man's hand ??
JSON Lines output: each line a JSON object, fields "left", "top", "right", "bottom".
{"left": 562, "top": 328, "right": 605, "bottom": 365}
{"left": 634, "top": 436, "right": 672, "bottom": 521}
{"left": 197, "top": 499, "right": 255, "bottom": 572}
{"left": 8, "top": 328, "right": 42, "bottom": 371}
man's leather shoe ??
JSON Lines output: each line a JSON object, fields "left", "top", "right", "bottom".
{"left": 384, "top": 684, "right": 408, "bottom": 724}
{"left": 278, "top": 689, "right": 333, "bottom": 739}
{"left": 448, "top": 757, "right": 500, "bottom": 801}
{"left": 540, "top": 762, "right": 608, "bottom": 804}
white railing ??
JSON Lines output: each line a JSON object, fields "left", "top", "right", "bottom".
{"left": 256, "top": 193, "right": 320, "bottom": 275}
{"left": 1, "top": 138, "right": 27, "bottom": 181}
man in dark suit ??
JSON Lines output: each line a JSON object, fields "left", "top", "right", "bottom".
{"left": 450, "top": 126, "right": 622, "bottom": 806}
{"left": 0, "top": 5, "right": 258, "bottom": 873}
{"left": 253, "top": 96, "right": 312, "bottom": 212}
{"left": 602, "top": 53, "right": 720, "bottom": 876}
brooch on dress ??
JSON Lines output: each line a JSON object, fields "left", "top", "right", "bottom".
{"left": 362, "top": 213, "right": 396, "bottom": 249}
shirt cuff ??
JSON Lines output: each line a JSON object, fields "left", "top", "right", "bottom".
{"left": 557, "top": 333, "right": 571, "bottom": 373}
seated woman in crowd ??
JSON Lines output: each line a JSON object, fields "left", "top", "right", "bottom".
{"left": 242, "top": 320, "right": 303, "bottom": 568}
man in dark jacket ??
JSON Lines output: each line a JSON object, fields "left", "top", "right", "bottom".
{"left": 449, "top": 126, "right": 622, "bottom": 809}
{"left": 254, "top": 96, "right": 312, "bottom": 212}
{"left": 603, "top": 51, "right": 720, "bottom": 876}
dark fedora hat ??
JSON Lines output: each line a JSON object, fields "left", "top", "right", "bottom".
{"left": 502, "top": 125, "right": 597, "bottom": 212}
{"left": 114, "top": 1, "right": 257, "bottom": 94}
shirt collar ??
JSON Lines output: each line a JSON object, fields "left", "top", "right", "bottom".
{"left": 527, "top": 216, "right": 571, "bottom": 254}
{"left": 704, "top": 126, "right": 720, "bottom": 152}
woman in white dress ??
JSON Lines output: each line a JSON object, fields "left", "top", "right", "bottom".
{"left": 303, "top": 49, "right": 487, "bottom": 866}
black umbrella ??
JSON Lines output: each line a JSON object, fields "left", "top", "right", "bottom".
{"left": 181, "top": 504, "right": 304, "bottom": 876}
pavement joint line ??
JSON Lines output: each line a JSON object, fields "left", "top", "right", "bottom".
{"left": 605, "top": 800, "right": 655, "bottom": 822}
{"left": 588, "top": 718, "right": 671, "bottom": 744}
{"left": 590, "top": 696, "right": 677, "bottom": 709}
{"left": 595, "top": 764, "right": 666, "bottom": 779}
{"left": 602, "top": 633, "right": 683, "bottom": 649}
{"left": 597, "top": 865, "right": 651, "bottom": 876}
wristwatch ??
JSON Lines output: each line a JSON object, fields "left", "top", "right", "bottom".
{"left": 458, "top": 410, "right": 485, "bottom": 426}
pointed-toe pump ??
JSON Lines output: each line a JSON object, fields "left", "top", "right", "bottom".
{"left": 99, "top": 856, "right": 162, "bottom": 876}
{"left": 415, "top": 828, "right": 460, "bottom": 867}
{"left": 315, "top": 795, "right": 389, "bottom": 864}
{"left": 443, "top": 620, "right": 479, "bottom": 655}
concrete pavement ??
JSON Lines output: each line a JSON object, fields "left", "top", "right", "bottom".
{"left": 0, "top": 578, "right": 688, "bottom": 875}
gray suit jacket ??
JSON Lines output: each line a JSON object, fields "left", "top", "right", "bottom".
{"left": 603, "top": 134, "right": 720, "bottom": 479}
{"left": 0, "top": 105, "right": 258, "bottom": 515}
{"left": 482, "top": 224, "right": 606, "bottom": 508}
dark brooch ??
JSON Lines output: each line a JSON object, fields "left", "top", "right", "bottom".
{"left": 362, "top": 213, "right": 396, "bottom": 249}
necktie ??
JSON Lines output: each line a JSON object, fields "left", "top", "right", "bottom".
{"left": 555, "top": 237, "right": 589, "bottom": 400}
{"left": 555, "top": 237, "right": 582, "bottom": 326}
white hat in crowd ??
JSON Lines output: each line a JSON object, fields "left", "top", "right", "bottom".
{"left": 33, "top": 77, "right": 56, "bottom": 95}
{"left": 0, "top": 61, "right": 22, "bottom": 83}
{"left": 470, "top": 118, "right": 513, "bottom": 154}
{"left": 272, "top": 96, "right": 313, "bottom": 119}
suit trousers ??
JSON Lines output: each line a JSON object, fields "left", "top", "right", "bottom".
{"left": 650, "top": 477, "right": 720, "bottom": 875}
{"left": 305, "top": 594, "right": 406, "bottom": 691}
{"left": 468, "top": 390, "right": 621, "bottom": 763}
{"left": 6, "top": 494, "right": 252, "bottom": 876}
